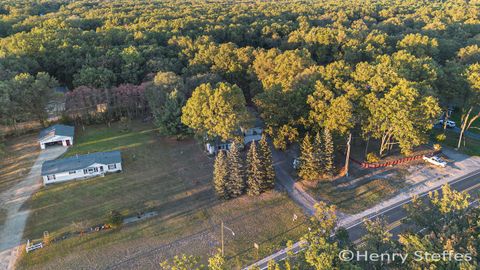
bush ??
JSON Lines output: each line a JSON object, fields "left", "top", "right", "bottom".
{"left": 433, "top": 143, "right": 442, "bottom": 151}
{"left": 436, "top": 133, "right": 446, "bottom": 142}
{"left": 366, "top": 152, "right": 380, "bottom": 163}
{"left": 106, "top": 210, "right": 124, "bottom": 227}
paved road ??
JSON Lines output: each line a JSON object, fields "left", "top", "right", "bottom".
{"left": 272, "top": 158, "right": 317, "bottom": 215}
{"left": 244, "top": 169, "right": 480, "bottom": 270}
{"left": 0, "top": 146, "right": 67, "bottom": 270}
{"left": 271, "top": 148, "right": 348, "bottom": 219}
{"left": 346, "top": 169, "right": 480, "bottom": 243}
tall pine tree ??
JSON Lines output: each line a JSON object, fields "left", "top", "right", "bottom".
{"left": 323, "top": 128, "right": 335, "bottom": 177}
{"left": 213, "top": 150, "right": 229, "bottom": 199}
{"left": 246, "top": 141, "right": 262, "bottom": 196}
{"left": 299, "top": 133, "right": 320, "bottom": 181}
{"left": 259, "top": 134, "right": 275, "bottom": 190}
{"left": 313, "top": 132, "right": 324, "bottom": 176}
{"left": 226, "top": 142, "right": 245, "bottom": 197}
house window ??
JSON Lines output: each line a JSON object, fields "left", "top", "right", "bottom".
{"left": 108, "top": 164, "right": 117, "bottom": 170}
{"left": 84, "top": 167, "right": 98, "bottom": 174}
{"left": 100, "top": 166, "right": 104, "bottom": 172}
{"left": 47, "top": 175, "right": 55, "bottom": 180}
{"left": 69, "top": 171, "right": 76, "bottom": 175}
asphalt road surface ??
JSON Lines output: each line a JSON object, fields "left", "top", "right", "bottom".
{"left": 346, "top": 169, "right": 480, "bottom": 243}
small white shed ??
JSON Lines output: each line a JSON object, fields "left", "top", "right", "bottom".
{"left": 38, "top": 124, "right": 75, "bottom": 149}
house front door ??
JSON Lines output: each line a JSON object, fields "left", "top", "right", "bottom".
{"left": 66, "top": 140, "right": 71, "bottom": 146}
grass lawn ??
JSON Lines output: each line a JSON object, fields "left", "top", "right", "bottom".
{"left": 450, "top": 110, "right": 480, "bottom": 134}
{"left": 18, "top": 120, "right": 308, "bottom": 269}
{"left": 0, "top": 133, "right": 40, "bottom": 193}
{"left": 431, "top": 129, "right": 480, "bottom": 156}
{"left": 304, "top": 171, "right": 409, "bottom": 214}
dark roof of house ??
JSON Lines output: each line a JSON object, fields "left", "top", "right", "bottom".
{"left": 41, "top": 151, "right": 122, "bottom": 176}
{"left": 39, "top": 124, "right": 75, "bottom": 140}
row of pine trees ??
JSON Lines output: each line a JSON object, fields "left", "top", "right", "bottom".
{"left": 213, "top": 134, "right": 275, "bottom": 199}
{"left": 298, "top": 128, "right": 335, "bottom": 181}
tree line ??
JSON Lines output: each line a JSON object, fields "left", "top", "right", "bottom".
{"left": 0, "top": 0, "right": 479, "bottom": 154}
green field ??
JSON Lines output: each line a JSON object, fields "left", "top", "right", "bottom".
{"left": 18, "top": 121, "right": 308, "bottom": 269}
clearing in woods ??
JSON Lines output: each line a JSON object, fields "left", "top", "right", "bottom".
{"left": 17, "top": 121, "right": 308, "bottom": 269}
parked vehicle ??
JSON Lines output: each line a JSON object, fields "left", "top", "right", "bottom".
{"left": 437, "top": 119, "right": 456, "bottom": 128}
{"left": 423, "top": 155, "right": 447, "bottom": 167}
{"left": 293, "top": 158, "right": 301, "bottom": 170}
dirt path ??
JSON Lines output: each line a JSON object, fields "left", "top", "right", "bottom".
{"left": 0, "top": 146, "right": 67, "bottom": 270}
{"left": 271, "top": 149, "right": 352, "bottom": 218}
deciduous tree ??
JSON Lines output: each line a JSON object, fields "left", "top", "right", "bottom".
{"left": 182, "top": 82, "right": 250, "bottom": 141}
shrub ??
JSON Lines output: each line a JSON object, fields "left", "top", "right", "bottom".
{"left": 366, "top": 152, "right": 380, "bottom": 163}
{"left": 436, "top": 133, "right": 446, "bottom": 142}
{"left": 106, "top": 210, "right": 123, "bottom": 227}
{"left": 433, "top": 143, "right": 442, "bottom": 151}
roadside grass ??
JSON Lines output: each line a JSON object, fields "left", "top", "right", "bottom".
{"left": 449, "top": 110, "right": 480, "bottom": 135}
{"left": 18, "top": 121, "right": 308, "bottom": 269}
{"left": 431, "top": 129, "right": 480, "bottom": 156}
{"left": 306, "top": 175, "right": 408, "bottom": 214}
{"left": 0, "top": 208, "right": 7, "bottom": 228}
{"left": 0, "top": 133, "right": 40, "bottom": 193}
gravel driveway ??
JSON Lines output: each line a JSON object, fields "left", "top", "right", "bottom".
{"left": 0, "top": 146, "right": 67, "bottom": 270}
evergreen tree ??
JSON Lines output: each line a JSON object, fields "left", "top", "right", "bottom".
{"left": 323, "top": 128, "right": 335, "bottom": 177}
{"left": 259, "top": 134, "right": 275, "bottom": 190}
{"left": 213, "top": 150, "right": 229, "bottom": 199}
{"left": 246, "top": 141, "right": 263, "bottom": 196}
{"left": 313, "top": 132, "right": 324, "bottom": 176}
{"left": 299, "top": 133, "right": 320, "bottom": 181}
{"left": 226, "top": 142, "right": 245, "bottom": 197}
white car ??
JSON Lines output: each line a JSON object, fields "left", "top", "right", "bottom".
{"left": 437, "top": 119, "right": 456, "bottom": 128}
{"left": 293, "top": 158, "right": 301, "bottom": 170}
{"left": 423, "top": 155, "right": 447, "bottom": 168}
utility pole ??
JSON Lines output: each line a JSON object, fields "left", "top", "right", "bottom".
{"left": 221, "top": 221, "right": 224, "bottom": 257}
{"left": 345, "top": 133, "right": 352, "bottom": 177}
{"left": 220, "top": 220, "right": 235, "bottom": 257}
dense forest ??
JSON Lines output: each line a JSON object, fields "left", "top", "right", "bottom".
{"left": 0, "top": 0, "right": 479, "bottom": 155}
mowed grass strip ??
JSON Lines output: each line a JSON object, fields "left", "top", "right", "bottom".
{"left": 307, "top": 176, "right": 407, "bottom": 214}
{"left": 0, "top": 133, "right": 41, "bottom": 193}
{"left": 19, "top": 121, "right": 308, "bottom": 269}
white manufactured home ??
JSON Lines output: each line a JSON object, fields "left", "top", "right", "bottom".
{"left": 205, "top": 127, "right": 263, "bottom": 155}
{"left": 41, "top": 151, "right": 122, "bottom": 185}
{"left": 38, "top": 124, "right": 75, "bottom": 149}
